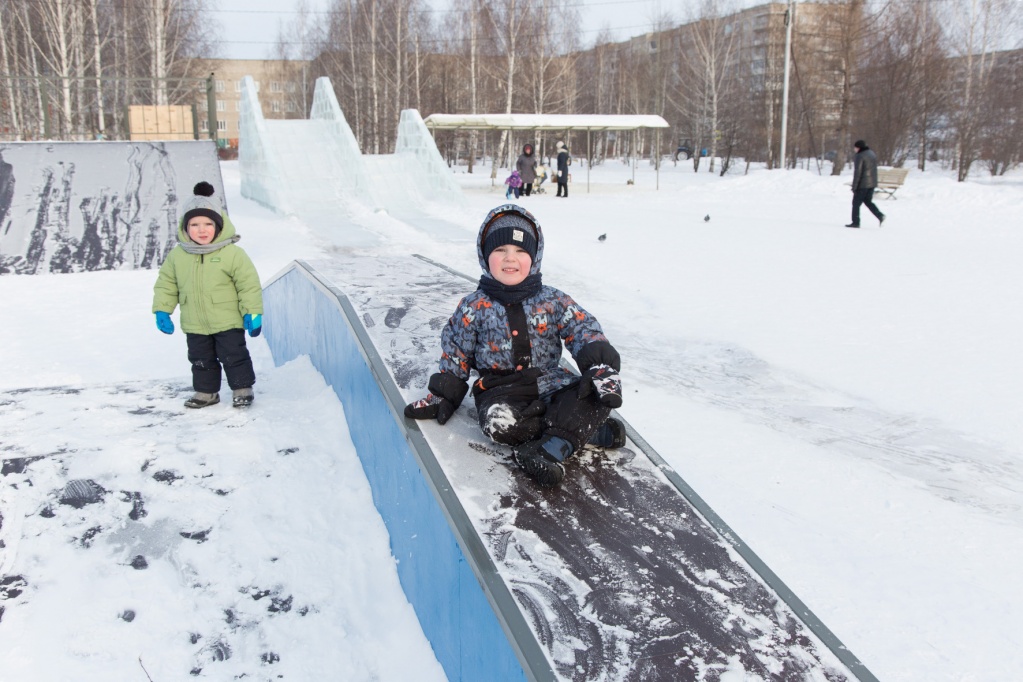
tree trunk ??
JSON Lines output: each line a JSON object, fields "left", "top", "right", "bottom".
{"left": 0, "top": 7, "right": 21, "bottom": 138}
{"left": 369, "top": 0, "right": 380, "bottom": 153}
{"left": 90, "top": 0, "right": 106, "bottom": 137}
{"left": 831, "top": 0, "right": 864, "bottom": 176}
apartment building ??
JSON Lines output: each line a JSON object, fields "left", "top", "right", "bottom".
{"left": 201, "top": 59, "right": 314, "bottom": 148}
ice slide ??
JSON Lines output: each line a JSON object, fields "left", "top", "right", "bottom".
{"left": 238, "top": 77, "right": 465, "bottom": 247}
{"left": 261, "top": 255, "right": 879, "bottom": 682}
{"left": 0, "top": 140, "right": 222, "bottom": 275}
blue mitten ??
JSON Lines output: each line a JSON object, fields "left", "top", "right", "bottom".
{"left": 577, "top": 364, "right": 623, "bottom": 408}
{"left": 155, "top": 311, "right": 174, "bottom": 335}
{"left": 244, "top": 313, "right": 262, "bottom": 337}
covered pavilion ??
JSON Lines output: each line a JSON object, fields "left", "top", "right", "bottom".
{"left": 422, "top": 113, "right": 671, "bottom": 191}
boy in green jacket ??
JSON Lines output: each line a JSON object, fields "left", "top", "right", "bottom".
{"left": 152, "top": 181, "right": 263, "bottom": 408}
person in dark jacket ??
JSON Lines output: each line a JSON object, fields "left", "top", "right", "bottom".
{"left": 847, "top": 139, "right": 886, "bottom": 228}
{"left": 515, "top": 143, "right": 538, "bottom": 196}
{"left": 555, "top": 141, "right": 571, "bottom": 197}
{"left": 405, "top": 204, "right": 626, "bottom": 487}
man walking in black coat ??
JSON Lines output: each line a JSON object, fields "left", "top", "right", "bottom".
{"left": 555, "top": 141, "right": 570, "bottom": 198}
{"left": 847, "top": 139, "right": 886, "bottom": 228}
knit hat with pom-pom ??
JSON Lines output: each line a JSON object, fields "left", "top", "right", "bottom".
{"left": 181, "top": 181, "right": 224, "bottom": 232}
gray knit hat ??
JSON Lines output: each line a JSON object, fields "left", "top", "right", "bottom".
{"left": 482, "top": 211, "right": 538, "bottom": 263}
{"left": 181, "top": 181, "right": 224, "bottom": 231}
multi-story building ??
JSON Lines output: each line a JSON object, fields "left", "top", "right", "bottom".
{"left": 577, "top": 2, "right": 847, "bottom": 163}
{"left": 200, "top": 59, "right": 314, "bottom": 148}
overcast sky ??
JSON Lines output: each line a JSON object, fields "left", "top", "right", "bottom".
{"left": 215, "top": 0, "right": 672, "bottom": 61}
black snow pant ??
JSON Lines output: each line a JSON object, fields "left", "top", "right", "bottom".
{"left": 556, "top": 179, "right": 568, "bottom": 197}
{"left": 186, "top": 329, "right": 255, "bottom": 393}
{"left": 474, "top": 372, "right": 610, "bottom": 453}
{"left": 852, "top": 188, "right": 884, "bottom": 225}
{"left": 522, "top": 183, "right": 533, "bottom": 196}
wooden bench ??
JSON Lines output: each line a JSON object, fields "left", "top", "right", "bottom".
{"left": 875, "top": 167, "right": 909, "bottom": 199}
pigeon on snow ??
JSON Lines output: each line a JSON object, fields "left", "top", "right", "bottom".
{"left": 704, "top": 214, "right": 711, "bottom": 222}
{"left": 598, "top": 233, "right": 607, "bottom": 241}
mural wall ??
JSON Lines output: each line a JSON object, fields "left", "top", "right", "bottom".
{"left": 0, "top": 141, "right": 222, "bottom": 275}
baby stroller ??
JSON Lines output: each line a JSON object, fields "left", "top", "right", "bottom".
{"left": 533, "top": 165, "right": 549, "bottom": 195}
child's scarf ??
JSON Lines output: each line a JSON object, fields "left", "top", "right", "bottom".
{"left": 477, "top": 273, "right": 542, "bottom": 305}
{"left": 178, "top": 234, "right": 241, "bottom": 255}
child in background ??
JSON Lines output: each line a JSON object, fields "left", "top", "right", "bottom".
{"left": 152, "top": 182, "right": 264, "bottom": 408}
{"left": 505, "top": 170, "right": 523, "bottom": 199}
{"left": 405, "top": 204, "right": 626, "bottom": 487}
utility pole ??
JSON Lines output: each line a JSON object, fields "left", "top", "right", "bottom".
{"left": 779, "top": 0, "right": 795, "bottom": 168}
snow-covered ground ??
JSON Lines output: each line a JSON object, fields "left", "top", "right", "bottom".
{"left": 1, "top": 155, "right": 1021, "bottom": 681}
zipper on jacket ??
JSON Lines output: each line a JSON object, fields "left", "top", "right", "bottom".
{"left": 194, "top": 253, "right": 214, "bottom": 334}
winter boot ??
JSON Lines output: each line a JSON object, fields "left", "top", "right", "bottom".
{"left": 232, "top": 387, "right": 254, "bottom": 408}
{"left": 514, "top": 435, "right": 572, "bottom": 487}
{"left": 184, "top": 392, "right": 220, "bottom": 409}
{"left": 587, "top": 417, "right": 626, "bottom": 449}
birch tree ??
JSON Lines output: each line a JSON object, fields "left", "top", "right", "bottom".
{"left": 482, "top": 0, "right": 534, "bottom": 172}
{"left": 675, "top": 0, "right": 738, "bottom": 172}
{"left": 946, "top": 0, "right": 1019, "bottom": 180}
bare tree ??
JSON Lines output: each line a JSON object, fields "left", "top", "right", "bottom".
{"left": 675, "top": 0, "right": 738, "bottom": 172}
{"left": 946, "top": 0, "right": 1019, "bottom": 180}
{"left": 481, "top": 0, "right": 534, "bottom": 172}
{"left": 0, "top": 4, "right": 21, "bottom": 139}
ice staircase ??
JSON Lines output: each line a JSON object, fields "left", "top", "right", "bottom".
{"left": 261, "top": 254, "right": 879, "bottom": 682}
{"left": 239, "top": 77, "right": 464, "bottom": 246}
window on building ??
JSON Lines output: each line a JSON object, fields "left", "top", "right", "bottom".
{"left": 286, "top": 82, "right": 297, "bottom": 93}
{"left": 215, "top": 80, "right": 224, "bottom": 92}
{"left": 286, "top": 101, "right": 297, "bottom": 113}
{"left": 236, "top": 101, "right": 242, "bottom": 112}
{"left": 216, "top": 100, "right": 225, "bottom": 112}
{"left": 271, "top": 81, "right": 282, "bottom": 93}
{"left": 217, "top": 120, "right": 227, "bottom": 131}
{"left": 271, "top": 100, "right": 281, "bottom": 113}
{"left": 236, "top": 80, "right": 243, "bottom": 92}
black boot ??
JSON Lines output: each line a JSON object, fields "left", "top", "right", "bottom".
{"left": 514, "top": 435, "right": 571, "bottom": 487}
{"left": 587, "top": 418, "right": 626, "bottom": 449}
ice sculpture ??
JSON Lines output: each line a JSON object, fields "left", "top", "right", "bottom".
{"left": 238, "top": 76, "right": 463, "bottom": 242}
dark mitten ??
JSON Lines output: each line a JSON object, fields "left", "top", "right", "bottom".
{"left": 577, "top": 364, "right": 623, "bottom": 408}
{"left": 404, "top": 395, "right": 457, "bottom": 424}
{"left": 404, "top": 372, "right": 469, "bottom": 425}
{"left": 575, "top": 340, "right": 621, "bottom": 373}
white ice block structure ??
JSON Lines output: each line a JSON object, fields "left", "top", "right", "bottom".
{"left": 239, "top": 76, "right": 463, "bottom": 246}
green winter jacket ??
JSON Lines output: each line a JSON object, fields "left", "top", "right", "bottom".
{"left": 152, "top": 213, "right": 263, "bottom": 335}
